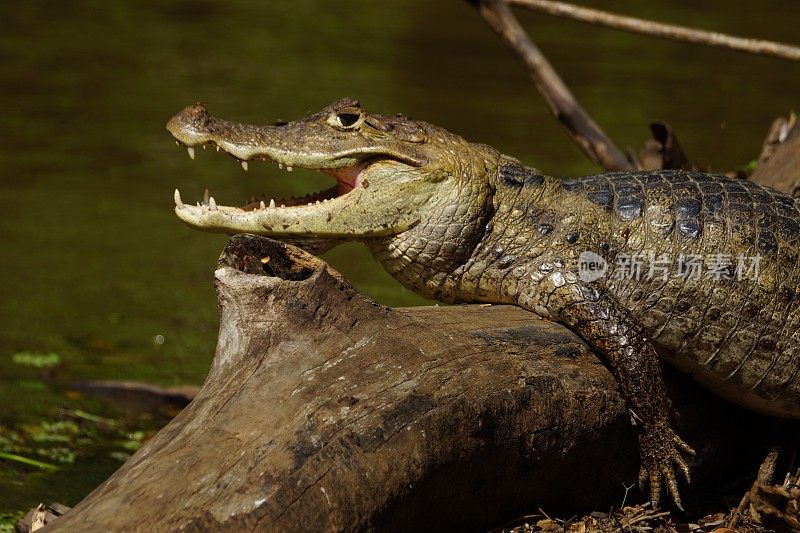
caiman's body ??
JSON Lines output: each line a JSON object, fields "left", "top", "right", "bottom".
{"left": 373, "top": 162, "right": 800, "bottom": 420}
{"left": 167, "top": 99, "right": 800, "bottom": 507}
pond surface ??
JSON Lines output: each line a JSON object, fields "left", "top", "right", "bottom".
{"left": 1, "top": 0, "right": 797, "bottom": 517}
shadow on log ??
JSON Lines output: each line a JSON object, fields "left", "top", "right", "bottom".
{"left": 50, "top": 235, "right": 773, "bottom": 532}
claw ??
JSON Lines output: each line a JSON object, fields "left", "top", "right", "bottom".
{"left": 674, "top": 498, "right": 684, "bottom": 512}
{"left": 663, "top": 467, "right": 683, "bottom": 511}
{"left": 638, "top": 422, "right": 695, "bottom": 510}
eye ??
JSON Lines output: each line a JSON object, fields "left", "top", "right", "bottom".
{"left": 328, "top": 111, "right": 362, "bottom": 130}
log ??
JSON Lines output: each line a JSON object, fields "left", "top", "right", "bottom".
{"left": 750, "top": 483, "right": 800, "bottom": 532}
{"left": 49, "top": 235, "right": 773, "bottom": 532}
{"left": 750, "top": 113, "right": 800, "bottom": 197}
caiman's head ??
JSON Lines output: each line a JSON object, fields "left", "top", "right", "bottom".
{"left": 166, "top": 98, "right": 499, "bottom": 256}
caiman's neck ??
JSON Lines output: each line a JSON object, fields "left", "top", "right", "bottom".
{"left": 367, "top": 151, "right": 549, "bottom": 302}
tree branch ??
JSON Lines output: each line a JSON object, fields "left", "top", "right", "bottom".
{"left": 507, "top": 0, "right": 800, "bottom": 62}
{"left": 470, "top": 0, "right": 633, "bottom": 171}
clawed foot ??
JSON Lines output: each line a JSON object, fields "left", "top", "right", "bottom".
{"left": 637, "top": 421, "right": 695, "bottom": 510}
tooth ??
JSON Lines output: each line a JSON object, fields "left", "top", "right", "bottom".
{"left": 269, "top": 199, "right": 276, "bottom": 208}
{"left": 280, "top": 204, "right": 285, "bottom": 208}
{"left": 203, "top": 188, "right": 210, "bottom": 205}
{"left": 209, "top": 197, "right": 218, "bottom": 210}
{"left": 202, "top": 145, "right": 207, "bottom": 150}
{"left": 175, "top": 140, "right": 180, "bottom": 146}
{"left": 196, "top": 202, "right": 201, "bottom": 207}
{"left": 241, "top": 161, "right": 248, "bottom": 171}
{"left": 315, "top": 200, "right": 320, "bottom": 205}
{"left": 278, "top": 163, "right": 283, "bottom": 169}
{"left": 287, "top": 166, "right": 293, "bottom": 172}
{"left": 215, "top": 145, "right": 220, "bottom": 152}
{"left": 260, "top": 201, "right": 266, "bottom": 209}
{"left": 307, "top": 202, "right": 312, "bottom": 206}
{"left": 187, "top": 147, "right": 195, "bottom": 160}
{"left": 174, "top": 189, "right": 185, "bottom": 209}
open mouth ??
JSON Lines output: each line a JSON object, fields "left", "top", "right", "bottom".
{"left": 171, "top": 139, "right": 366, "bottom": 214}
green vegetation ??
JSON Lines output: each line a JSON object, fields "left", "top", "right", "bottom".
{"left": 0, "top": 396, "right": 158, "bottom": 517}
{"left": 0, "top": 512, "right": 25, "bottom": 533}
{"left": 11, "top": 352, "right": 61, "bottom": 369}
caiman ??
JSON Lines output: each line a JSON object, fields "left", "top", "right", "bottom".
{"left": 166, "top": 98, "right": 800, "bottom": 509}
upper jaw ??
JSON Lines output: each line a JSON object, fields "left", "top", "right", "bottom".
{"left": 166, "top": 103, "right": 344, "bottom": 169}
{"left": 166, "top": 103, "right": 426, "bottom": 170}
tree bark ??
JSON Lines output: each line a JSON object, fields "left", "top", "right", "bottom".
{"left": 49, "top": 236, "right": 772, "bottom": 532}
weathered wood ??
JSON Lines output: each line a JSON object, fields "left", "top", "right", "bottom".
{"left": 750, "top": 483, "right": 800, "bottom": 532}
{"left": 750, "top": 113, "right": 800, "bottom": 197}
{"left": 49, "top": 236, "right": 771, "bottom": 532}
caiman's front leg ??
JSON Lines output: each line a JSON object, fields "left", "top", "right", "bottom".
{"left": 520, "top": 271, "right": 696, "bottom": 509}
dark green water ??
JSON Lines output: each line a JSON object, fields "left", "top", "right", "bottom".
{"left": 0, "top": 0, "right": 797, "bottom": 516}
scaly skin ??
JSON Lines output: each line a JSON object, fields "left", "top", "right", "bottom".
{"left": 167, "top": 99, "right": 800, "bottom": 508}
